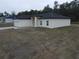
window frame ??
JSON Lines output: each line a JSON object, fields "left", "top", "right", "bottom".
{"left": 40, "top": 21, "right": 42, "bottom": 25}
{"left": 46, "top": 20, "right": 49, "bottom": 26}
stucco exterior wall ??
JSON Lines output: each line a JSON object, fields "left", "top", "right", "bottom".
{"left": 5, "top": 19, "right": 13, "bottom": 23}
{"left": 52, "top": 19, "right": 71, "bottom": 28}
{"left": 37, "top": 19, "right": 70, "bottom": 28}
{"left": 0, "top": 20, "right": 3, "bottom": 23}
{"left": 37, "top": 19, "right": 50, "bottom": 28}
{"left": 14, "top": 19, "right": 32, "bottom": 27}
{"left": 0, "top": 17, "right": 5, "bottom": 23}
{"left": 13, "top": 19, "right": 71, "bottom": 28}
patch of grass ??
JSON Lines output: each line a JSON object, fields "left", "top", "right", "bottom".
{"left": 72, "top": 21, "right": 79, "bottom": 24}
{"left": 0, "top": 26, "right": 79, "bottom": 59}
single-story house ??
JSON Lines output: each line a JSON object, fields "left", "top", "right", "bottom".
{"left": 0, "top": 17, "right": 5, "bottom": 23}
{"left": 5, "top": 17, "right": 14, "bottom": 23}
{"left": 0, "top": 16, "right": 14, "bottom": 23}
{"left": 14, "top": 13, "right": 71, "bottom": 28}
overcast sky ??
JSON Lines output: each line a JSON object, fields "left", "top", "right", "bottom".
{"left": 0, "top": 0, "right": 73, "bottom": 13}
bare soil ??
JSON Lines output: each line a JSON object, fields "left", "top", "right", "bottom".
{"left": 0, "top": 26, "right": 79, "bottom": 59}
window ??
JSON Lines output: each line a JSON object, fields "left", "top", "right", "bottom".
{"left": 40, "top": 21, "right": 42, "bottom": 25}
{"left": 46, "top": 21, "right": 49, "bottom": 26}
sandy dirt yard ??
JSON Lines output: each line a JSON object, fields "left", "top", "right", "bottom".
{"left": 0, "top": 26, "right": 79, "bottom": 59}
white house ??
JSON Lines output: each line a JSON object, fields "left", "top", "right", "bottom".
{"left": 0, "top": 17, "right": 5, "bottom": 23}
{"left": 5, "top": 18, "right": 13, "bottom": 23}
{"left": 0, "top": 16, "right": 13, "bottom": 23}
{"left": 14, "top": 13, "right": 71, "bottom": 28}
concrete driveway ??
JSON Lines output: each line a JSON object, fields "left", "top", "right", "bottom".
{"left": 0, "top": 27, "right": 18, "bottom": 30}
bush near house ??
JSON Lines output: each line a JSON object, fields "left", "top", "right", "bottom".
{"left": 72, "top": 21, "right": 79, "bottom": 24}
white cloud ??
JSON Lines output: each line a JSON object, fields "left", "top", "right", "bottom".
{"left": 0, "top": 0, "right": 73, "bottom": 13}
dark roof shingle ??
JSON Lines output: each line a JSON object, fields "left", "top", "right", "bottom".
{"left": 16, "top": 13, "right": 70, "bottom": 19}
{"left": 36, "top": 13, "right": 70, "bottom": 19}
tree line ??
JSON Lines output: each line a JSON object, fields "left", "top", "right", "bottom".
{"left": 17, "top": 0, "right": 79, "bottom": 22}
{"left": 0, "top": 0, "right": 79, "bottom": 22}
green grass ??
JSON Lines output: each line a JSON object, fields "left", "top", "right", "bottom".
{"left": 0, "top": 26, "right": 79, "bottom": 59}
{"left": 72, "top": 21, "right": 79, "bottom": 24}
